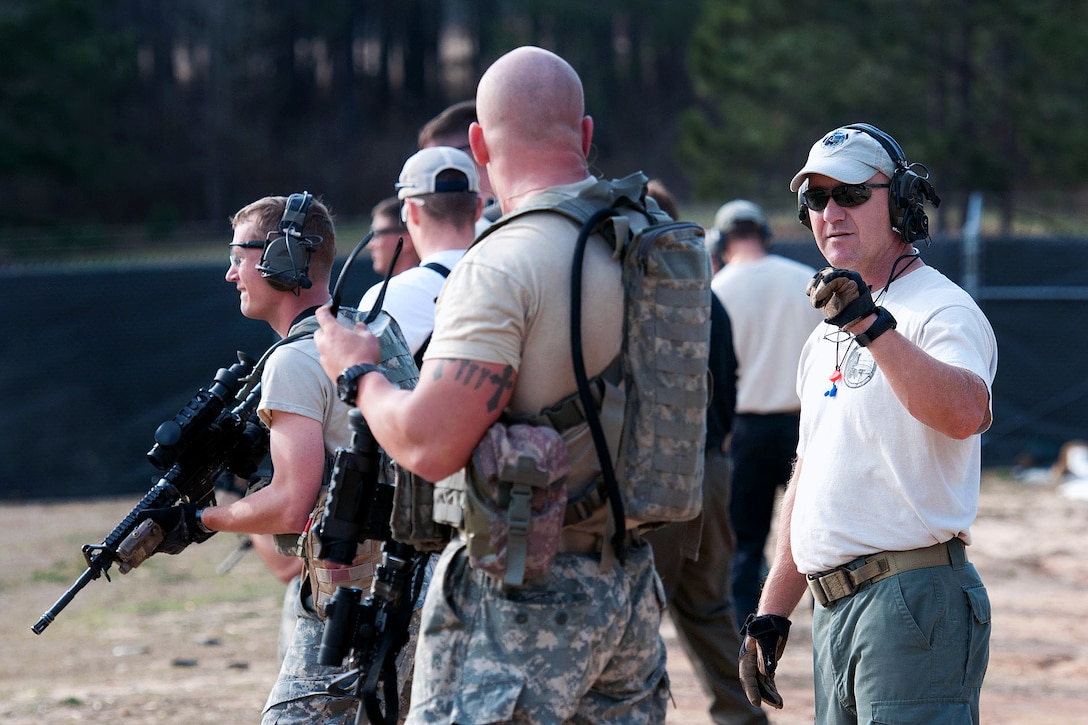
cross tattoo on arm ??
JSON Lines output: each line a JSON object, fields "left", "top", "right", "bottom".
{"left": 432, "top": 359, "right": 516, "bottom": 412}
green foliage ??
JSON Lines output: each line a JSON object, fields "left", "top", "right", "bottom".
{"left": 0, "top": 0, "right": 135, "bottom": 224}
{"left": 681, "top": 0, "right": 1088, "bottom": 230}
{"left": 0, "top": 0, "right": 1084, "bottom": 236}
{"left": 30, "top": 558, "right": 81, "bottom": 585}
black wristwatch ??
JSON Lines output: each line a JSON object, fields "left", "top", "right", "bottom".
{"left": 854, "top": 306, "right": 897, "bottom": 347}
{"left": 336, "top": 363, "right": 382, "bottom": 405}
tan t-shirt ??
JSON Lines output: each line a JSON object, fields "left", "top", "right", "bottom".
{"left": 258, "top": 331, "right": 351, "bottom": 454}
{"left": 425, "top": 179, "right": 623, "bottom": 418}
{"left": 425, "top": 179, "right": 624, "bottom": 513}
{"left": 259, "top": 318, "right": 378, "bottom": 582}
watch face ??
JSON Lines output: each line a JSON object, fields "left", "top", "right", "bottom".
{"left": 337, "top": 370, "right": 357, "bottom": 404}
{"left": 337, "top": 364, "right": 377, "bottom": 405}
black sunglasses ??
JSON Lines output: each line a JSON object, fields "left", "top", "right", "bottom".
{"left": 802, "top": 183, "right": 890, "bottom": 211}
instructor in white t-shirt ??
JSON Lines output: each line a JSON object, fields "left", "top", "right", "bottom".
{"left": 738, "top": 123, "right": 997, "bottom": 725}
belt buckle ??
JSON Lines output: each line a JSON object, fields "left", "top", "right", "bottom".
{"left": 808, "top": 567, "right": 858, "bottom": 607}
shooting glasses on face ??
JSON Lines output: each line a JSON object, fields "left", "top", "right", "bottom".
{"left": 802, "top": 183, "right": 890, "bottom": 212}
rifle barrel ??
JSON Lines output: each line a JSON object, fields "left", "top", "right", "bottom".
{"left": 29, "top": 355, "right": 265, "bottom": 636}
{"left": 31, "top": 565, "right": 103, "bottom": 635}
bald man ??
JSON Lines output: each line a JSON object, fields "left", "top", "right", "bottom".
{"left": 315, "top": 46, "right": 670, "bottom": 723}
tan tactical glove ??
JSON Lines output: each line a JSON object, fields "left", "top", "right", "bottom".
{"left": 806, "top": 267, "right": 876, "bottom": 330}
{"left": 738, "top": 613, "right": 792, "bottom": 709}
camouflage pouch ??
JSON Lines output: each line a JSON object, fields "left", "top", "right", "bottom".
{"left": 464, "top": 422, "right": 570, "bottom": 587}
{"left": 390, "top": 457, "right": 453, "bottom": 552}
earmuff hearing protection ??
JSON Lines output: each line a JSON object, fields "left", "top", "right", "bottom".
{"left": 797, "top": 124, "right": 941, "bottom": 244}
{"left": 846, "top": 123, "right": 940, "bottom": 243}
{"left": 797, "top": 182, "right": 812, "bottom": 229}
{"left": 256, "top": 191, "right": 323, "bottom": 292}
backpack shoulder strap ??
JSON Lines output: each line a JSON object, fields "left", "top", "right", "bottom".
{"left": 422, "top": 262, "right": 451, "bottom": 278}
{"left": 471, "top": 172, "right": 652, "bottom": 249}
{"left": 413, "top": 266, "right": 451, "bottom": 368}
{"left": 568, "top": 205, "right": 631, "bottom": 563}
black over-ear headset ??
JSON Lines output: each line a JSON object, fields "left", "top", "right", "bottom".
{"left": 256, "top": 191, "right": 324, "bottom": 292}
{"left": 798, "top": 123, "right": 941, "bottom": 243}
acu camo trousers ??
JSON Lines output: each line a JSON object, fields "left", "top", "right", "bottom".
{"left": 407, "top": 538, "right": 670, "bottom": 724}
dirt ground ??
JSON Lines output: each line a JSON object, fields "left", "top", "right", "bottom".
{"left": 3, "top": 470, "right": 1086, "bottom": 724}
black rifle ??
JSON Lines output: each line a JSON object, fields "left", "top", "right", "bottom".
{"left": 317, "top": 409, "right": 429, "bottom": 725}
{"left": 31, "top": 352, "right": 269, "bottom": 635}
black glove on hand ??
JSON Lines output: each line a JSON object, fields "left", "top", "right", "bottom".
{"left": 739, "top": 613, "right": 792, "bottom": 709}
{"left": 135, "top": 503, "right": 214, "bottom": 555}
{"left": 806, "top": 267, "right": 876, "bottom": 329}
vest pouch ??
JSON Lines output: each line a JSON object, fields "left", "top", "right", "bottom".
{"left": 390, "top": 455, "right": 454, "bottom": 552}
{"left": 432, "top": 468, "right": 467, "bottom": 530}
{"left": 301, "top": 486, "right": 382, "bottom": 618}
{"left": 463, "top": 422, "right": 570, "bottom": 587}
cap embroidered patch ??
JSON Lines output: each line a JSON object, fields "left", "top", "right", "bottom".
{"left": 790, "top": 125, "right": 897, "bottom": 192}
{"left": 823, "top": 130, "right": 850, "bottom": 148}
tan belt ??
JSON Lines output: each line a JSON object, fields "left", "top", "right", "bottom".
{"left": 558, "top": 529, "right": 642, "bottom": 554}
{"left": 807, "top": 539, "right": 964, "bottom": 607}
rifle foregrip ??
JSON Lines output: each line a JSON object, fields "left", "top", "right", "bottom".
{"left": 33, "top": 480, "right": 181, "bottom": 636}
{"left": 116, "top": 519, "right": 165, "bottom": 574}
{"left": 98, "top": 480, "right": 180, "bottom": 557}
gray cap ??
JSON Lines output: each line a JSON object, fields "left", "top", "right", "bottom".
{"left": 396, "top": 146, "right": 480, "bottom": 200}
{"left": 789, "top": 126, "right": 897, "bottom": 192}
{"left": 714, "top": 199, "right": 769, "bottom": 239}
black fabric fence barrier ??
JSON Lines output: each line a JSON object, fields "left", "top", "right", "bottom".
{"left": 2, "top": 237, "right": 1085, "bottom": 500}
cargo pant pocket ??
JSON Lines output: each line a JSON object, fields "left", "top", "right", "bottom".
{"left": 871, "top": 698, "right": 974, "bottom": 724}
{"left": 963, "top": 583, "right": 991, "bottom": 688}
{"left": 451, "top": 679, "right": 525, "bottom": 725}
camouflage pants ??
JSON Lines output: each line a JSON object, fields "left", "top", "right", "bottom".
{"left": 277, "top": 575, "right": 302, "bottom": 662}
{"left": 407, "top": 539, "right": 670, "bottom": 724}
{"left": 262, "top": 578, "right": 422, "bottom": 724}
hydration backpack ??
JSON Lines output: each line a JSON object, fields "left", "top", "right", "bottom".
{"left": 473, "top": 172, "right": 713, "bottom": 562}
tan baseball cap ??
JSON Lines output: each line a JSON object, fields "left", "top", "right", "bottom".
{"left": 789, "top": 126, "right": 897, "bottom": 192}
